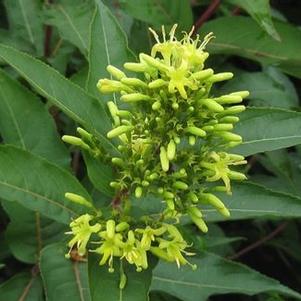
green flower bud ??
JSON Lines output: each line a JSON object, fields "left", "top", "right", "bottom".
{"left": 207, "top": 72, "right": 233, "bottom": 83}
{"left": 191, "top": 68, "right": 214, "bottom": 80}
{"left": 76, "top": 127, "right": 93, "bottom": 143}
{"left": 189, "top": 136, "right": 196, "bottom": 145}
{"left": 106, "top": 220, "right": 116, "bottom": 239}
{"left": 213, "top": 123, "right": 234, "bottom": 131}
{"left": 121, "top": 93, "right": 151, "bottom": 102}
{"left": 173, "top": 181, "right": 188, "bottom": 190}
{"left": 164, "top": 191, "right": 175, "bottom": 199}
{"left": 219, "top": 116, "right": 239, "bottom": 123}
{"left": 152, "top": 101, "right": 161, "bottom": 110}
{"left": 124, "top": 62, "right": 148, "bottom": 72}
{"left": 116, "top": 222, "right": 130, "bottom": 232}
{"left": 187, "top": 192, "right": 199, "bottom": 203}
{"left": 150, "top": 247, "right": 173, "bottom": 262}
{"left": 217, "top": 131, "right": 242, "bottom": 142}
{"left": 148, "top": 79, "right": 166, "bottom": 89}
{"left": 188, "top": 206, "right": 203, "bottom": 218}
{"left": 65, "top": 193, "right": 93, "bottom": 208}
{"left": 148, "top": 173, "right": 158, "bottom": 181}
{"left": 215, "top": 95, "right": 242, "bottom": 104}
{"left": 135, "top": 186, "right": 143, "bottom": 198}
{"left": 198, "top": 99, "right": 224, "bottom": 112}
{"left": 112, "top": 157, "right": 124, "bottom": 166}
{"left": 117, "top": 110, "right": 132, "bottom": 118}
{"left": 160, "top": 146, "right": 169, "bottom": 172}
{"left": 166, "top": 198, "right": 175, "bottom": 210}
{"left": 167, "top": 140, "right": 176, "bottom": 160}
{"left": 139, "top": 53, "right": 169, "bottom": 72}
{"left": 218, "top": 105, "right": 245, "bottom": 116}
{"left": 186, "top": 126, "right": 206, "bottom": 137}
{"left": 142, "top": 180, "right": 150, "bottom": 187}
{"left": 62, "top": 135, "right": 90, "bottom": 150}
{"left": 228, "top": 170, "right": 247, "bottom": 180}
{"left": 190, "top": 214, "right": 208, "bottom": 233}
{"left": 107, "top": 125, "right": 134, "bottom": 139}
{"left": 172, "top": 102, "right": 179, "bottom": 110}
{"left": 121, "top": 77, "right": 148, "bottom": 88}
{"left": 107, "top": 65, "right": 126, "bottom": 80}
{"left": 230, "top": 90, "right": 249, "bottom": 98}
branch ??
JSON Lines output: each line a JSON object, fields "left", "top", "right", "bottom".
{"left": 229, "top": 222, "right": 289, "bottom": 260}
{"left": 193, "top": 0, "right": 221, "bottom": 35}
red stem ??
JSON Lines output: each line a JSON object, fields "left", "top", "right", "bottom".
{"left": 193, "top": 0, "right": 221, "bottom": 35}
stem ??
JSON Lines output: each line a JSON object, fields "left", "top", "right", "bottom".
{"left": 229, "top": 222, "right": 288, "bottom": 260}
{"left": 193, "top": 0, "right": 221, "bottom": 35}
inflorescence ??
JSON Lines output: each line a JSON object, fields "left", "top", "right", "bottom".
{"left": 62, "top": 25, "right": 248, "bottom": 272}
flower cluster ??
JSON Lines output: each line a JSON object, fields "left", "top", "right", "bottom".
{"left": 63, "top": 25, "right": 248, "bottom": 272}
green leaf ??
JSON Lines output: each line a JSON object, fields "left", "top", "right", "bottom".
{"left": 151, "top": 252, "right": 301, "bottom": 301}
{"left": 203, "top": 182, "right": 301, "bottom": 222}
{"left": 2, "top": 201, "right": 66, "bottom": 264}
{"left": 83, "top": 152, "right": 114, "bottom": 197}
{"left": 0, "top": 272, "right": 44, "bottom": 301}
{"left": 0, "top": 69, "right": 69, "bottom": 168}
{"left": 0, "top": 43, "right": 118, "bottom": 155}
{"left": 0, "top": 145, "right": 92, "bottom": 224}
{"left": 45, "top": 0, "right": 95, "bottom": 56}
{"left": 89, "top": 254, "right": 153, "bottom": 301}
{"left": 40, "top": 243, "right": 91, "bottom": 301}
{"left": 233, "top": 107, "right": 301, "bottom": 156}
{"left": 4, "top": 0, "right": 44, "bottom": 55}
{"left": 200, "top": 16, "right": 301, "bottom": 78}
{"left": 86, "top": 0, "right": 131, "bottom": 99}
{"left": 225, "top": 0, "right": 280, "bottom": 40}
{"left": 221, "top": 67, "right": 298, "bottom": 109}
{"left": 119, "top": 0, "right": 193, "bottom": 31}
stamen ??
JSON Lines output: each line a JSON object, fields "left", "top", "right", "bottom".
{"left": 148, "top": 27, "right": 160, "bottom": 43}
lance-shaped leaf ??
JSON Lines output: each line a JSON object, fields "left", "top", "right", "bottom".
{"left": 151, "top": 252, "right": 301, "bottom": 301}
{"left": 0, "top": 272, "right": 43, "bottom": 301}
{"left": 0, "top": 43, "right": 118, "bottom": 155}
{"left": 3, "top": 202, "right": 66, "bottom": 264}
{"left": 233, "top": 107, "right": 301, "bottom": 156}
{"left": 203, "top": 182, "right": 301, "bottom": 222}
{"left": 40, "top": 243, "right": 91, "bottom": 301}
{"left": 45, "top": 0, "right": 95, "bottom": 57}
{"left": 200, "top": 16, "right": 301, "bottom": 79}
{"left": 86, "top": 0, "right": 131, "bottom": 99}
{"left": 0, "top": 69, "right": 69, "bottom": 168}
{"left": 0, "top": 145, "right": 92, "bottom": 224}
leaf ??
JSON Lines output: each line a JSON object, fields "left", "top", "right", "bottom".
{"left": 0, "top": 69, "right": 69, "bottom": 168}
{"left": 45, "top": 0, "right": 95, "bottom": 56}
{"left": 200, "top": 16, "right": 301, "bottom": 79}
{"left": 202, "top": 182, "right": 301, "bottom": 222}
{"left": 0, "top": 145, "right": 92, "bottom": 224}
{"left": 0, "top": 43, "right": 118, "bottom": 155}
{"left": 151, "top": 252, "right": 301, "bottom": 301}
{"left": 233, "top": 107, "right": 301, "bottom": 156}
{"left": 89, "top": 253, "right": 153, "bottom": 301}
{"left": 0, "top": 272, "right": 44, "bottom": 301}
{"left": 3, "top": 201, "right": 66, "bottom": 264}
{"left": 83, "top": 152, "right": 114, "bottom": 197}
{"left": 119, "top": 0, "right": 193, "bottom": 31}
{"left": 86, "top": 0, "right": 131, "bottom": 99}
{"left": 225, "top": 0, "right": 280, "bottom": 40}
{"left": 4, "top": 0, "right": 44, "bottom": 55}
{"left": 40, "top": 243, "right": 91, "bottom": 301}
{"left": 221, "top": 67, "right": 298, "bottom": 109}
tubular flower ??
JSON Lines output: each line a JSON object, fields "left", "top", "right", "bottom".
{"left": 63, "top": 25, "right": 248, "bottom": 272}
{"left": 65, "top": 214, "right": 101, "bottom": 257}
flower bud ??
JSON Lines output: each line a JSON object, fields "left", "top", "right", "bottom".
{"left": 65, "top": 193, "right": 93, "bottom": 208}
{"left": 188, "top": 206, "right": 203, "bottom": 218}
{"left": 189, "top": 136, "right": 196, "bottom": 145}
{"left": 173, "top": 181, "right": 188, "bottom": 190}
{"left": 152, "top": 101, "right": 161, "bottom": 110}
{"left": 166, "top": 198, "right": 175, "bottom": 210}
{"left": 218, "top": 105, "right": 245, "bottom": 116}
{"left": 230, "top": 90, "right": 249, "bottom": 98}
{"left": 116, "top": 222, "right": 130, "bottom": 232}
{"left": 219, "top": 116, "right": 239, "bottom": 123}
{"left": 198, "top": 99, "right": 224, "bottom": 112}
{"left": 76, "top": 127, "right": 93, "bottom": 143}
{"left": 135, "top": 186, "right": 143, "bottom": 198}
{"left": 111, "top": 157, "right": 124, "bottom": 166}
{"left": 121, "top": 93, "right": 151, "bottom": 102}
{"left": 121, "top": 77, "right": 148, "bottom": 88}
{"left": 124, "top": 62, "right": 148, "bottom": 72}
{"left": 106, "top": 65, "right": 126, "bottom": 80}
{"left": 228, "top": 170, "right": 247, "bottom": 180}
{"left": 163, "top": 191, "right": 175, "bottom": 199}
{"left": 217, "top": 131, "right": 242, "bottom": 142}
{"left": 167, "top": 140, "right": 176, "bottom": 160}
{"left": 213, "top": 123, "right": 234, "bottom": 131}
{"left": 160, "top": 146, "right": 169, "bottom": 172}
{"left": 149, "top": 79, "right": 166, "bottom": 89}
{"left": 207, "top": 72, "right": 233, "bottom": 83}
{"left": 187, "top": 192, "right": 198, "bottom": 203}
{"left": 191, "top": 68, "right": 213, "bottom": 80}
{"left": 139, "top": 53, "right": 168, "bottom": 72}
{"left": 215, "top": 95, "right": 242, "bottom": 104}
{"left": 106, "top": 220, "right": 116, "bottom": 239}
{"left": 62, "top": 135, "right": 90, "bottom": 150}
{"left": 107, "top": 125, "right": 133, "bottom": 139}
{"left": 190, "top": 214, "right": 208, "bottom": 233}
{"left": 186, "top": 126, "right": 206, "bottom": 137}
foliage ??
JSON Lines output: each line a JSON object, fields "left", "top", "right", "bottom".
{"left": 0, "top": 0, "right": 301, "bottom": 300}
